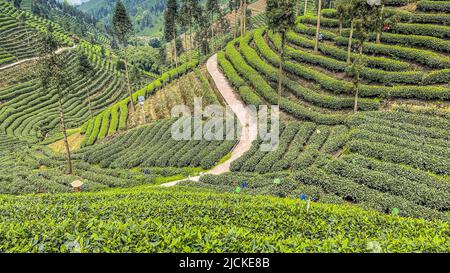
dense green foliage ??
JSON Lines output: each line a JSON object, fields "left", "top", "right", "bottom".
{"left": 1, "top": 0, "right": 450, "bottom": 253}
{"left": 199, "top": 109, "right": 450, "bottom": 221}
{"left": 0, "top": 186, "right": 448, "bottom": 253}
{"left": 79, "top": 60, "right": 198, "bottom": 146}
{"left": 78, "top": 118, "right": 238, "bottom": 170}
{"left": 0, "top": 133, "right": 197, "bottom": 194}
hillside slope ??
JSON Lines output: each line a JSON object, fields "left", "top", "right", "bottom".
{"left": 197, "top": 0, "right": 450, "bottom": 222}
{"left": 79, "top": 0, "right": 167, "bottom": 36}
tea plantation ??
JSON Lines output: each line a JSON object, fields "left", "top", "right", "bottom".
{"left": 0, "top": 0, "right": 449, "bottom": 253}
{"left": 204, "top": 0, "right": 450, "bottom": 223}
{"left": 0, "top": 186, "right": 448, "bottom": 253}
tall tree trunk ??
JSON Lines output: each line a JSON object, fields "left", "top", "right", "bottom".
{"left": 58, "top": 98, "right": 72, "bottom": 175}
{"left": 376, "top": 5, "right": 384, "bottom": 44}
{"left": 25, "top": 28, "right": 30, "bottom": 47}
{"left": 339, "top": 14, "right": 343, "bottom": 36}
{"left": 354, "top": 78, "right": 359, "bottom": 113}
{"left": 233, "top": 9, "right": 237, "bottom": 39}
{"left": 314, "top": 0, "right": 322, "bottom": 53}
{"left": 211, "top": 15, "right": 214, "bottom": 42}
{"left": 184, "top": 30, "right": 188, "bottom": 60}
{"left": 347, "top": 20, "right": 354, "bottom": 65}
{"left": 173, "top": 23, "right": 178, "bottom": 68}
{"left": 124, "top": 47, "right": 135, "bottom": 110}
{"left": 240, "top": 0, "right": 243, "bottom": 37}
{"left": 354, "top": 45, "right": 363, "bottom": 113}
{"left": 242, "top": 0, "right": 247, "bottom": 36}
{"left": 304, "top": 0, "right": 308, "bottom": 15}
{"left": 173, "top": 39, "right": 178, "bottom": 68}
{"left": 277, "top": 34, "right": 286, "bottom": 103}
{"left": 243, "top": 0, "right": 247, "bottom": 35}
{"left": 87, "top": 93, "right": 93, "bottom": 121}
{"left": 189, "top": 21, "right": 193, "bottom": 61}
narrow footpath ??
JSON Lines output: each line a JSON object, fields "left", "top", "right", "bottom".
{"left": 161, "top": 54, "right": 257, "bottom": 187}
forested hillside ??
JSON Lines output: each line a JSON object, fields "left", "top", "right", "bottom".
{"left": 79, "top": 0, "right": 167, "bottom": 35}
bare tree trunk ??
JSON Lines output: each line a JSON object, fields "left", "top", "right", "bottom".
{"left": 243, "top": 0, "right": 247, "bottom": 36}
{"left": 347, "top": 20, "right": 354, "bottom": 65}
{"left": 314, "top": 0, "right": 322, "bottom": 53}
{"left": 233, "top": 9, "right": 237, "bottom": 39}
{"left": 58, "top": 98, "right": 72, "bottom": 175}
{"left": 278, "top": 35, "right": 286, "bottom": 104}
{"left": 87, "top": 93, "right": 93, "bottom": 121}
{"left": 26, "top": 28, "right": 30, "bottom": 48}
{"left": 184, "top": 31, "right": 188, "bottom": 59}
{"left": 240, "top": 0, "right": 243, "bottom": 37}
{"left": 278, "top": 59, "right": 283, "bottom": 98}
{"left": 211, "top": 15, "right": 214, "bottom": 42}
{"left": 189, "top": 21, "right": 193, "bottom": 61}
{"left": 339, "top": 15, "right": 343, "bottom": 36}
{"left": 304, "top": 0, "right": 308, "bottom": 15}
{"left": 124, "top": 47, "right": 135, "bottom": 111}
{"left": 169, "top": 44, "right": 173, "bottom": 67}
{"left": 173, "top": 23, "right": 178, "bottom": 68}
{"left": 354, "top": 45, "right": 363, "bottom": 113}
{"left": 376, "top": 4, "right": 384, "bottom": 44}
{"left": 354, "top": 81, "right": 359, "bottom": 113}
{"left": 173, "top": 39, "right": 178, "bottom": 68}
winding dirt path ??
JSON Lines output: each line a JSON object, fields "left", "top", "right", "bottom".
{"left": 161, "top": 54, "right": 257, "bottom": 187}
{"left": 0, "top": 45, "right": 77, "bottom": 71}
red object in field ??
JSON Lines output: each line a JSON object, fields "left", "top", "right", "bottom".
{"left": 383, "top": 24, "right": 391, "bottom": 32}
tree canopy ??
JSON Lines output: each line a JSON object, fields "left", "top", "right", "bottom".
{"left": 112, "top": 0, "right": 133, "bottom": 45}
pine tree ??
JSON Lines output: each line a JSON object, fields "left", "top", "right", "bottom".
{"left": 78, "top": 52, "right": 95, "bottom": 121}
{"left": 194, "top": 6, "right": 210, "bottom": 55}
{"left": 180, "top": 0, "right": 200, "bottom": 61}
{"left": 336, "top": 0, "right": 351, "bottom": 36}
{"left": 239, "top": 0, "right": 248, "bottom": 37}
{"left": 38, "top": 30, "right": 73, "bottom": 174}
{"left": 229, "top": 0, "right": 240, "bottom": 38}
{"left": 266, "top": 0, "right": 297, "bottom": 102}
{"left": 314, "top": 0, "right": 322, "bottom": 52}
{"left": 112, "top": 0, "right": 135, "bottom": 110}
{"left": 164, "top": 0, "right": 178, "bottom": 68}
{"left": 207, "top": 0, "right": 221, "bottom": 42}
{"left": 347, "top": 0, "right": 383, "bottom": 112}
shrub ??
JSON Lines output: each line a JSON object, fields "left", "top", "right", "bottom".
{"left": 292, "top": 167, "right": 448, "bottom": 221}
{"left": 347, "top": 139, "right": 450, "bottom": 175}
{"left": 417, "top": 1, "right": 450, "bottom": 12}
{"left": 238, "top": 86, "right": 263, "bottom": 106}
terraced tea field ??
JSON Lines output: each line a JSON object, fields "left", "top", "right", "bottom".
{"left": 78, "top": 118, "right": 238, "bottom": 170}
{"left": 195, "top": 0, "right": 450, "bottom": 222}
{"left": 0, "top": 132, "right": 202, "bottom": 194}
{"left": 0, "top": 0, "right": 449, "bottom": 254}
{"left": 0, "top": 0, "right": 74, "bottom": 66}
{"left": 0, "top": 51, "right": 126, "bottom": 142}
{"left": 1, "top": 185, "right": 448, "bottom": 253}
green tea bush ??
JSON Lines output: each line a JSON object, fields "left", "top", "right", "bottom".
{"left": 347, "top": 139, "right": 450, "bottom": 175}
{"left": 417, "top": 1, "right": 450, "bottom": 12}
{"left": 1, "top": 186, "right": 448, "bottom": 252}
